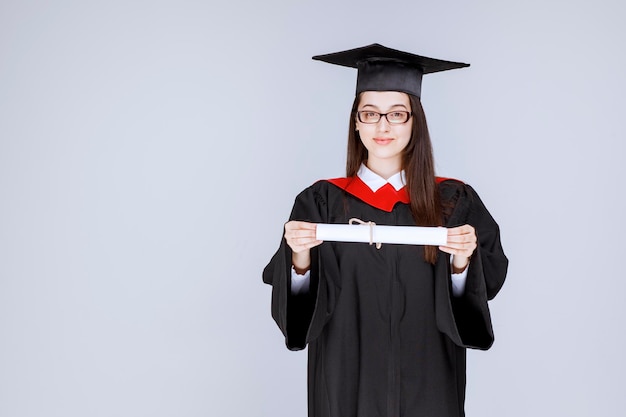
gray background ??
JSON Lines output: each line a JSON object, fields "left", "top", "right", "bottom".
{"left": 1, "top": 0, "right": 624, "bottom": 416}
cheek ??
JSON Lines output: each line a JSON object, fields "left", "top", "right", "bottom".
{"left": 405, "top": 123, "right": 413, "bottom": 137}
{"left": 358, "top": 133, "right": 370, "bottom": 150}
{"left": 399, "top": 126, "right": 413, "bottom": 143}
{"left": 356, "top": 126, "right": 373, "bottom": 142}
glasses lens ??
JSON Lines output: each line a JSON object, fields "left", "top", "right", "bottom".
{"left": 358, "top": 111, "right": 380, "bottom": 123}
{"left": 387, "top": 111, "right": 410, "bottom": 124}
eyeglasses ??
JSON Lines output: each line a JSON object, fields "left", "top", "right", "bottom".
{"left": 356, "top": 110, "right": 412, "bottom": 124}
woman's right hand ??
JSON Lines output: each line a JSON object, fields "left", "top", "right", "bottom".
{"left": 284, "top": 221, "right": 322, "bottom": 253}
{"left": 284, "top": 221, "right": 323, "bottom": 274}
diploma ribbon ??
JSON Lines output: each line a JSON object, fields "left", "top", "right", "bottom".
{"left": 348, "top": 218, "right": 382, "bottom": 249}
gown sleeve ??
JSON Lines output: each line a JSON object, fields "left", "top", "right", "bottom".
{"left": 435, "top": 182, "right": 508, "bottom": 350}
{"left": 262, "top": 183, "right": 340, "bottom": 351}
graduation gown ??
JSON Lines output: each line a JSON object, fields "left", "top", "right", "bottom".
{"left": 263, "top": 176, "right": 508, "bottom": 417}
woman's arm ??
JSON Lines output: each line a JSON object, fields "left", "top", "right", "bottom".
{"left": 284, "top": 220, "right": 322, "bottom": 274}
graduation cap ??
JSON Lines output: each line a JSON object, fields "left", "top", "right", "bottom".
{"left": 312, "top": 43, "right": 469, "bottom": 98}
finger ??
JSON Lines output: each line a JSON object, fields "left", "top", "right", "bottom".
{"left": 445, "top": 243, "right": 475, "bottom": 252}
{"left": 438, "top": 246, "right": 459, "bottom": 256}
{"left": 447, "top": 224, "right": 475, "bottom": 236}
{"left": 288, "top": 237, "right": 320, "bottom": 249}
{"left": 446, "top": 232, "right": 476, "bottom": 243}
{"left": 446, "top": 237, "right": 477, "bottom": 248}
{"left": 285, "top": 223, "right": 318, "bottom": 241}
{"left": 447, "top": 233, "right": 472, "bottom": 242}
{"left": 285, "top": 221, "right": 316, "bottom": 250}
{"left": 439, "top": 245, "right": 452, "bottom": 254}
{"left": 287, "top": 234, "right": 314, "bottom": 245}
{"left": 303, "top": 239, "right": 323, "bottom": 249}
{"left": 447, "top": 228, "right": 476, "bottom": 246}
{"left": 444, "top": 242, "right": 477, "bottom": 256}
{"left": 440, "top": 241, "right": 477, "bottom": 256}
{"left": 286, "top": 228, "right": 318, "bottom": 238}
{"left": 285, "top": 229, "right": 322, "bottom": 244}
{"left": 439, "top": 246, "right": 473, "bottom": 258}
{"left": 289, "top": 239, "right": 323, "bottom": 253}
{"left": 285, "top": 221, "right": 317, "bottom": 231}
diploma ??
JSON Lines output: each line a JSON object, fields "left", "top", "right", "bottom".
{"left": 316, "top": 222, "right": 448, "bottom": 246}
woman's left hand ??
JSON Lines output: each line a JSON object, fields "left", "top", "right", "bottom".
{"left": 439, "top": 224, "right": 477, "bottom": 273}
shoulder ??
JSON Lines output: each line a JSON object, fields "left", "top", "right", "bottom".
{"left": 437, "top": 178, "right": 498, "bottom": 228}
{"left": 298, "top": 177, "right": 353, "bottom": 194}
{"left": 436, "top": 176, "right": 464, "bottom": 185}
{"left": 289, "top": 179, "right": 348, "bottom": 222}
{"left": 293, "top": 178, "right": 344, "bottom": 206}
{"left": 437, "top": 176, "right": 468, "bottom": 201}
{"left": 437, "top": 177, "right": 484, "bottom": 224}
{"left": 436, "top": 176, "right": 482, "bottom": 195}
{"left": 297, "top": 178, "right": 339, "bottom": 194}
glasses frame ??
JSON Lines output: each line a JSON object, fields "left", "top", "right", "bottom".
{"left": 356, "top": 110, "right": 413, "bottom": 124}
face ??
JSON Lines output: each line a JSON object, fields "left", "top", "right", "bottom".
{"left": 356, "top": 91, "right": 412, "bottom": 176}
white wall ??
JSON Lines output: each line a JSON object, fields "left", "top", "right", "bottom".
{"left": 1, "top": 0, "right": 624, "bottom": 416}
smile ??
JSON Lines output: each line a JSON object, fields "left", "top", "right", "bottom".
{"left": 373, "top": 138, "right": 394, "bottom": 145}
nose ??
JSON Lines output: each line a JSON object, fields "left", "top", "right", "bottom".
{"left": 376, "top": 115, "right": 391, "bottom": 132}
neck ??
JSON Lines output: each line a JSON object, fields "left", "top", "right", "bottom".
{"left": 365, "top": 159, "right": 402, "bottom": 180}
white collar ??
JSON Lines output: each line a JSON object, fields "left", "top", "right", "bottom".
{"left": 357, "top": 164, "right": 406, "bottom": 192}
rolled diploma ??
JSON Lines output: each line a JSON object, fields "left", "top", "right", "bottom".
{"left": 316, "top": 223, "right": 448, "bottom": 246}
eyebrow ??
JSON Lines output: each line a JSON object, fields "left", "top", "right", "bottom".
{"left": 359, "top": 103, "right": 409, "bottom": 110}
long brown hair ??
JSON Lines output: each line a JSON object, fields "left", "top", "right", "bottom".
{"left": 346, "top": 93, "right": 442, "bottom": 264}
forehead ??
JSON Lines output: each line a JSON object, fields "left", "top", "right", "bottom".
{"left": 358, "top": 91, "right": 410, "bottom": 108}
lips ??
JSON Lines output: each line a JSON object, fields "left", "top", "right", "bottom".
{"left": 373, "top": 138, "right": 393, "bottom": 145}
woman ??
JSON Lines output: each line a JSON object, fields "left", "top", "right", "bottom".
{"left": 263, "top": 44, "right": 508, "bottom": 417}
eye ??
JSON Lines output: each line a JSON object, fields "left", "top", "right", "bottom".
{"left": 388, "top": 112, "right": 405, "bottom": 121}
{"left": 359, "top": 111, "right": 380, "bottom": 123}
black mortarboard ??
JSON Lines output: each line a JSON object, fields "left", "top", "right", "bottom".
{"left": 312, "top": 43, "right": 469, "bottom": 98}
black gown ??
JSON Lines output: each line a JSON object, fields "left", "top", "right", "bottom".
{"left": 263, "top": 176, "right": 508, "bottom": 417}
